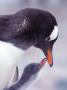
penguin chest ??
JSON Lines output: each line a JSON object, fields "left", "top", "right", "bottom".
{"left": 0, "top": 41, "right": 24, "bottom": 89}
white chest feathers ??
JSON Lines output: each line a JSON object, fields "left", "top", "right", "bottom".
{"left": 0, "top": 41, "right": 24, "bottom": 90}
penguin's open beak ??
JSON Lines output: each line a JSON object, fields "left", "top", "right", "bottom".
{"left": 46, "top": 48, "right": 53, "bottom": 67}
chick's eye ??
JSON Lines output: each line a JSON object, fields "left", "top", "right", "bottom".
{"left": 31, "top": 65, "right": 35, "bottom": 71}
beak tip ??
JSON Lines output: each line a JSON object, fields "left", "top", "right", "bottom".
{"left": 49, "top": 64, "right": 53, "bottom": 67}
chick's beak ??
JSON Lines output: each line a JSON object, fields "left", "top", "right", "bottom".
{"left": 46, "top": 48, "right": 53, "bottom": 67}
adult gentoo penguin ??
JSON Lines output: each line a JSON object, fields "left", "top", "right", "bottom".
{"left": 0, "top": 8, "right": 58, "bottom": 89}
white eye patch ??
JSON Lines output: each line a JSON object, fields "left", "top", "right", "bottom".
{"left": 49, "top": 26, "right": 58, "bottom": 41}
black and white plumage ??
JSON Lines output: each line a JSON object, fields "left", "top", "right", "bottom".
{"left": 0, "top": 8, "right": 58, "bottom": 90}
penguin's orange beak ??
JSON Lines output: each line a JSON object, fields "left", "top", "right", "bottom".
{"left": 46, "top": 48, "right": 53, "bottom": 67}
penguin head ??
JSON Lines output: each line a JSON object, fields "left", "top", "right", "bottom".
{"left": 8, "top": 8, "right": 58, "bottom": 67}
{"left": 15, "top": 18, "right": 58, "bottom": 67}
{"left": 22, "top": 59, "right": 46, "bottom": 79}
{"left": 23, "top": 63, "right": 42, "bottom": 77}
{"left": 35, "top": 25, "right": 58, "bottom": 67}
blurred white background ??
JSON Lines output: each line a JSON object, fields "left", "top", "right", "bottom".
{"left": 0, "top": 0, "right": 67, "bottom": 90}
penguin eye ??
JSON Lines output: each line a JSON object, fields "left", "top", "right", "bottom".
{"left": 30, "top": 64, "right": 39, "bottom": 73}
{"left": 45, "top": 37, "right": 50, "bottom": 42}
{"left": 31, "top": 65, "right": 36, "bottom": 71}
